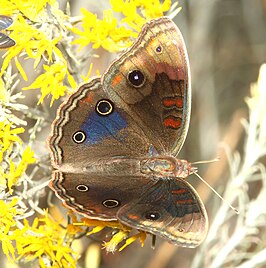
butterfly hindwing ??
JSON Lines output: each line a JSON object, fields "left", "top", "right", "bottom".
{"left": 117, "top": 178, "right": 208, "bottom": 247}
{"left": 50, "top": 171, "right": 156, "bottom": 220}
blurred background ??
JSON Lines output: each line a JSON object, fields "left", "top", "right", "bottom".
{"left": 1, "top": 0, "right": 266, "bottom": 267}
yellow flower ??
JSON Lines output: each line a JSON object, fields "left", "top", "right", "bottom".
{"left": 1, "top": 206, "right": 78, "bottom": 266}
{"left": 3, "top": 146, "right": 36, "bottom": 194}
{"left": 0, "top": 198, "right": 20, "bottom": 228}
{"left": 0, "top": 198, "right": 21, "bottom": 261}
{"left": 23, "top": 62, "right": 77, "bottom": 106}
{"left": 0, "top": 225, "right": 16, "bottom": 262}
{"left": 0, "top": 121, "right": 26, "bottom": 189}
{"left": 139, "top": 0, "right": 172, "bottom": 19}
{"left": 110, "top": 0, "right": 174, "bottom": 30}
{"left": 0, "top": 1, "right": 75, "bottom": 106}
{"left": 80, "top": 63, "right": 96, "bottom": 83}
{"left": 0, "top": 15, "right": 65, "bottom": 80}
{"left": 1, "top": 0, "right": 55, "bottom": 22}
{"left": 110, "top": 0, "right": 146, "bottom": 30}
{"left": 72, "top": 0, "right": 177, "bottom": 53}
{"left": 118, "top": 231, "right": 147, "bottom": 251}
{"left": 15, "top": 211, "right": 78, "bottom": 268}
{"left": 0, "top": 121, "right": 24, "bottom": 160}
{"left": 73, "top": 217, "right": 148, "bottom": 252}
{"left": 71, "top": 8, "right": 137, "bottom": 52}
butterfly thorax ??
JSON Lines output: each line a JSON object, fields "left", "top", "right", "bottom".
{"left": 140, "top": 156, "right": 197, "bottom": 178}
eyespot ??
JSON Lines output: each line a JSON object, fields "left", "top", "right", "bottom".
{"left": 127, "top": 70, "right": 145, "bottom": 87}
{"left": 76, "top": 184, "right": 89, "bottom": 192}
{"left": 96, "top": 99, "right": 113, "bottom": 116}
{"left": 102, "top": 199, "right": 120, "bottom": 208}
{"left": 156, "top": 46, "right": 162, "bottom": 53}
{"left": 178, "top": 228, "right": 184, "bottom": 232}
{"left": 72, "top": 131, "right": 86, "bottom": 143}
{"left": 145, "top": 211, "right": 161, "bottom": 221}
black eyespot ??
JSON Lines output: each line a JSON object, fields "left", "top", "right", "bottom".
{"left": 102, "top": 199, "right": 120, "bottom": 208}
{"left": 178, "top": 228, "right": 184, "bottom": 232}
{"left": 145, "top": 211, "right": 161, "bottom": 221}
{"left": 76, "top": 184, "right": 89, "bottom": 192}
{"left": 96, "top": 99, "right": 113, "bottom": 116}
{"left": 156, "top": 46, "right": 162, "bottom": 53}
{"left": 127, "top": 70, "right": 145, "bottom": 87}
{"left": 72, "top": 131, "right": 86, "bottom": 143}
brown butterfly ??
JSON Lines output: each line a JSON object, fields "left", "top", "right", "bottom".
{"left": 48, "top": 17, "right": 208, "bottom": 248}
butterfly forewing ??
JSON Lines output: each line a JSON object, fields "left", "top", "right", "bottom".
{"left": 103, "top": 17, "right": 191, "bottom": 156}
{"left": 49, "top": 78, "right": 154, "bottom": 171}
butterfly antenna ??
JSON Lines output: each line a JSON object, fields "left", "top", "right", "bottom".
{"left": 194, "top": 172, "right": 239, "bottom": 214}
{"left": 192, "top": 157, "right": 220, "bottom": 165}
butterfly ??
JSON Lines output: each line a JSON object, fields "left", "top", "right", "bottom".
{"left": 0, "top": 15, "right": 16, "bottom": 49}
{"left": 48, "top": 17, "right": 208, "bottom": 248}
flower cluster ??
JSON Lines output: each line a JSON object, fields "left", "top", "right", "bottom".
{"left": 71, "top": 217, "right": 147, "bottom": 253}
{"left": 0, "top": 0, "right": 180, "bottom": 266}
{"left": 72, "top": 0, "right": 180, "bottom": 52}
{"left": 0, "top": 203, "right": 78, "bottom": 267}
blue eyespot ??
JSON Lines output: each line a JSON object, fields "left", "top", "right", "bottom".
{"left": 145, "top": 211, "right": 161, "bottom": 220}
{"left": 102, "top": 199, "right": 120, "bottom": 208}
{"left": 128, "top": 70, "right": 145, "bottom": 87}
{"left": 72, "top": 131, "right": 86, "bottom": 144}
{"left": 96, "top": 99, "right": 113, "bottom": 115}
{"left": 76, "top": 184, "right": 89, "bottom": 192}
{"left": 156, "top": 46, "right": 162, "bottom": 53}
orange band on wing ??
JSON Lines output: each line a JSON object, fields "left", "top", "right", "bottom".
{"left": 162, "top": 97, "right": 183, "bottom": 108}
{"left": 172, "top": 189, "right": 188, "bottom": 195}
{"left": 111, "top": 73, "right": 123, "bottom": 87}
{"left": 163, "top": 117, "right": 182, "bottom": 129}
{"left": 176, "top": 199, "right": 194, "bottom": 204}
{"left": 80, "top": 92, "right": 94, "bottom": 104}
{"left": 175, "top": 98, "right": 183, "bottom": 108}
{"left": 127, "top": 214, "right": 140, "bottom": 220}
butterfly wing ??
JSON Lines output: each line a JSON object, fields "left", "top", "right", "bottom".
{"left": 49, "top": 78, "right": 153, "bottom": 172}
{"left": 103, "top": 17, "right": 191, "bottom": 156}
{"left": 48, "top": 78, "right": 155, "bottom": 218}
{"left": 50, "top": 171, "right": 156, "bottom": 220}
{"left": 117, "top": 178, "right": 208, "bottom": 247}
{"left": 50, "top": 170, "right": 208, "bottom": 244}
